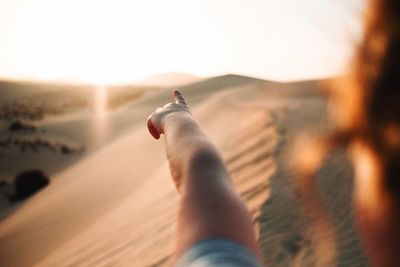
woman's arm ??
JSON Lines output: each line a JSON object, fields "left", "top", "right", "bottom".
{"left": 352, "top": 143, "right": 400, "bottom": 267}
{"left": 147, "top": 90, "right": 260, "bottom": 259}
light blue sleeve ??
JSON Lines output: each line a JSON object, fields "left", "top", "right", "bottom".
{"left": 176, "top": 239, "right": 262, "bottom": 267}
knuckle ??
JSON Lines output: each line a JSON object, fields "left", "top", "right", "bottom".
{"left": 163, "top": 103, "right": 174, "bottom": 108}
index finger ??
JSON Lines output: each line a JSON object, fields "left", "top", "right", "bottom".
{"left": 173, "top": 89, "right": 188, "bottom": 106}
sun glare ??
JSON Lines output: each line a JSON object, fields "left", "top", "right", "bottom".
{"left": 94, "top": 86, "right": 107, "bottom": 117}
{"left": 13, "top": 0, "right": 184, "bottom": 84}
{"left": 93, "top": 86, "right": 108, "bottom": 145}
{"left": 0, "top": 0, "right": 365, "bottom": 83}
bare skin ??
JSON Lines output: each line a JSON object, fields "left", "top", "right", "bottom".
{"left": 147, "top": 89, "right": 261, "bottom": 262}
{"left": 147, "top": 89, "right": 400, "bottom": 267}
{"left": 352, "top": 142, "right": 400, "bottom": 267}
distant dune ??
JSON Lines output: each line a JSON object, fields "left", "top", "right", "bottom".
{"left": 133, "top": 72, "right": 203, "bottom": 87}
{"left": 0, "top": 74, "right": 369, "bottom": 266}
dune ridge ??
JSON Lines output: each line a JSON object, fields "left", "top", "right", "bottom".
{"left": 0, "top": 75, "right": 370, "bottom": 266}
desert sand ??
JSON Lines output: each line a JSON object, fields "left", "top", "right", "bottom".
{"left": 0, "top": 75, "right": 370, "bottom": 266}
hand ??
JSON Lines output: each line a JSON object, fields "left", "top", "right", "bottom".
{"left": 147, "top": 89, "right": 192, "bottom": 139}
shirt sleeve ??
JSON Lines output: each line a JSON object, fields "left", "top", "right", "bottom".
{"left": 176, "top": 239, "right": 262, "bottom": 267}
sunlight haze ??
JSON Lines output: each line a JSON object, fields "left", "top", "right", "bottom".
{"left": 0, "top": 0, "right": 365, "bottom": 84}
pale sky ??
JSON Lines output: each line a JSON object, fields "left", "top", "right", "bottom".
{"left": 0, "top": 0, "right": 366, "bottom": 84}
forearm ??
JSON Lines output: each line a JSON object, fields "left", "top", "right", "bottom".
{"left": 352, "top": 144, "right": 400, "bottom": 267}
{"left": 163, "top": 113, "right": 231, "bottom": 191}
{"left": 147, "top": 90, "right": 260, "bottom": 262}
{"left": 163, "top": 114, "right": 259, "bottom": 259}
{"left": 355, "top": 192, "right": 400, "bottom": 267}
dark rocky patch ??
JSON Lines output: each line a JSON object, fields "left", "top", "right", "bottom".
{"left": 8, "top": 120, "right": 36, "bottom": 132}
{"left": 0, "top": 136, "right": 84, "bottom": 154}
{"left": 10, "top": 169, "right": 50, "bottom": 202}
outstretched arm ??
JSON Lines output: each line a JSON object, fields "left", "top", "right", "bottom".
{"left": 147, "top": 90, "right": 260, "bottom": 260}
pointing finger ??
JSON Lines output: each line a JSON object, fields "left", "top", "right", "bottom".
{"left": 173, "top": 89, "right": 187, "bottom": 106}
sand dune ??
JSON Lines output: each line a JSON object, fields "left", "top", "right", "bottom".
{"left": 0, "top": 75, "right": 370, "bottom": 266}
{"left": 133, "top": 73, "right": 203, "bottom": 87}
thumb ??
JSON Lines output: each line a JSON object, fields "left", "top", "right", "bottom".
{"left": 147, "top": 114, "right": 160, "bottom": 139}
